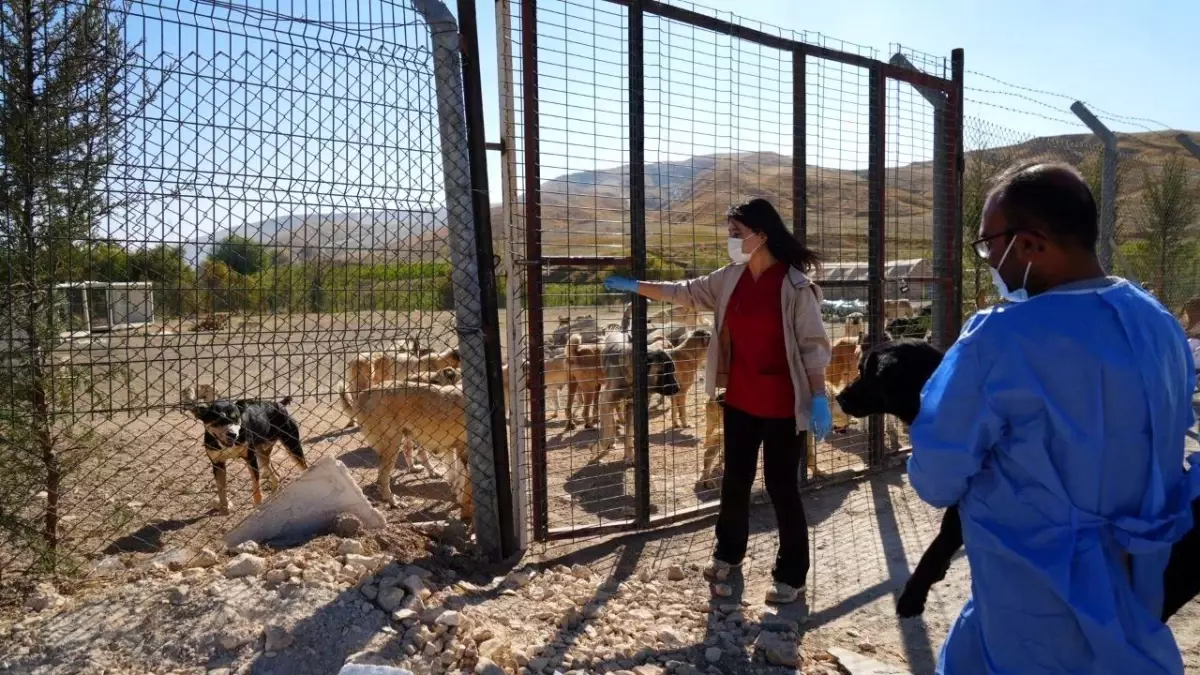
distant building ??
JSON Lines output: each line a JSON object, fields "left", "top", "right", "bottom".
{"left": 813, "top": 258, "right": 935, "bottom": 303}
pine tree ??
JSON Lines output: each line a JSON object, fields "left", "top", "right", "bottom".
{"left": 0, "top": 0, "right": 159, "bottom": 565}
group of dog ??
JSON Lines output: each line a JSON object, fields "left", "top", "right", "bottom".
{"left": 545, "top": 305, "right": 714, "bottom": 462}
{"left": 179, "top": 306, "right": 718, "bottom": 525}
{"left": 181, "top": 338, "right": 474, "bottom": 520}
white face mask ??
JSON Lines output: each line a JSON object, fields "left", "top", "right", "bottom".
{"left": 989, "top": 235, "right": 1032, "bottom": 303}
{"left": 727, "top": 234, "right": 763, "bottom": 264}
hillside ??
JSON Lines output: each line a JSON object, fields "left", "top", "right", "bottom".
{"left": 188, "top": 130, "right": 1198, "bottom": 265}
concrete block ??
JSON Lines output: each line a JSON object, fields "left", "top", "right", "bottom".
{"left": 224, "top": 457, "right": 386, "bottom": 548}
{"left": 827, "top": 647, "right": 913, "bottom": 675}
{"left": 338, "top": 666, "right": 414, "bottom": 675}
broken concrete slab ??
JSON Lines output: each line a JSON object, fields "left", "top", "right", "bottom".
{"left": 827, "top": 647, "right": 913, "bottom": 675}
{"left": 338, "top": 666, "right": 414, "bottom": 675}
{"left": 223, "top": 457, "right": 386, "bottom": 548}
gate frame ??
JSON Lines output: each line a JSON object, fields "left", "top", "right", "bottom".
{"left": 499, "top": 0, "right": 965, "bottom": 543}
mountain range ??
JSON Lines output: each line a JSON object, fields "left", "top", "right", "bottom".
{"left": 183, "top": 129, "right": 1198, "bottom": 265}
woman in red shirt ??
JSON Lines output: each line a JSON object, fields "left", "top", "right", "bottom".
{"left": 605, "top": 198, "right": 833, "bottom": 604}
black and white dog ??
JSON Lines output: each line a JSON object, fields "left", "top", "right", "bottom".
{"left": 836, "top": 338, "right": 1200, "bottom": 621}
{"left": 189, "top": 396, "right": 308, "bottom": 514}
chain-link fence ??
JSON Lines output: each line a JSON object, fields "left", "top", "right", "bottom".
{"left": 0, "top": 0, "right": 506, "bottom": 579}
{"left": 496, "top": 0, "right": 962, "bottom": 547}
{"left": 961, "top": 74, "right": 1200, "bottom": 331}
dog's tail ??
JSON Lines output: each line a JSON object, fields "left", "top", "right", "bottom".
{"left": 280, "top": 395, "right": 293, "bottom": 407}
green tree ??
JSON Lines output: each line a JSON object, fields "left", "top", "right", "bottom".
{"left": 960, "top": 143, "right": 1015, "bottom": 313}
{"left": 210, "top": 234, "right": 272, "bottom": 276}
{"left": 1124, "top": 155, "right": 1200, "bottom": 309}
{"left": 128, "top": 245, "right": 196, "bottom": 316}
{"left": 0, "top": 0, "right": 160, "bottom": 562}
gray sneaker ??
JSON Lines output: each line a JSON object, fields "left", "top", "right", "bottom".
{"left": 765, "top": 581, "right": 805, "bottom": 604}
{"left": 702, "top": 558, "right": 741, "bottom": 583}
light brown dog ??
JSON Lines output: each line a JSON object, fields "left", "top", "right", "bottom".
{"left": 389, "top": 367, "right": 462, "bottom": 474}
{"left": 699, "top": 393, "right": 725, "bottom": 488}
{"left": 599, "top": 329, "right": 680, "bottom": 462}
{"left": 502, "top": 352, "right": 570, "bottom": 421}
{"left": 339, "top": 381, "right": 472, "bottom": 521}
{"left": 343, "top": 347, "right": 461, "bottom": 428}
{"left": 827, "top": 337, "right": 863, "bottom": 431}
{"left": 843, "top": 312, "right": 865, "bottom": 341}
{"left": 883, "top": 299, "right": 915, "bottom": 320}
{"left": 666, "top": 328, "right": 712, "bottom": 429}
{"left": 699, "top": 392, "right": 824, "bottom": 488}
{"left": 1182, "top": 296, "right": 1200, "bottom": 337}
{"left": 565, "top": 334, "right": 604, "bottom": 430}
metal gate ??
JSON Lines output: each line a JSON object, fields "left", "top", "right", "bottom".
{"left": 497, "top": 0, "right": 964, "bottom": 544}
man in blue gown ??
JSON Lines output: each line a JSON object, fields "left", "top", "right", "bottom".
{"left": 909, "top": 162, "right": 1198, "bottom": 674}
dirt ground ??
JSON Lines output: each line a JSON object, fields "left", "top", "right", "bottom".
{"left": 3, "top": 307, "right": 1198, "bottom": 675}
{"left": 1, "top": 306, "right": 887, "bottom": 575}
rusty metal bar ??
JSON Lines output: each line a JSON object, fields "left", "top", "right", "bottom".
{"left": 793, "top": 47, "right": 806, "bottom": 241}
{"left": 867, "top": 66, "right": 887, "bottom": 468}
{"left": 629, "top": 0, "right": 652, "bottom": 528}
{"left": 546, "top": 501, "right": 723, "bottom": 541}
{"left": 520, "top": 0, "right": 549, "bottom": 542}
{"left": 947, "top": 48, "right": 965, "bottom": 340}
{"left": 541, "top": 255, "right": 633, "bottom": 267}
{"left": 599, "top": 0, "right": 954, "bottom": 90}
{"left": 456, "top": 0, "right": 515, "bottom": 559}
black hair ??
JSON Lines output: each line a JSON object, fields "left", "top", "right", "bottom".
{"left": 726, "top": 198, "right": 821, "bottom": 274}
{"left": 988, "top": 162, "right": 1098, "bottom": 251}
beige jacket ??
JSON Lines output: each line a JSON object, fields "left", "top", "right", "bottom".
{"left": 644, "top": 263, "right": 831, "bottom": 432}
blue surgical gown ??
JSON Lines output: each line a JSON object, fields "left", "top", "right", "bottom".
{"left": 908, "top": 278, "right": 1198, "bottom": 675}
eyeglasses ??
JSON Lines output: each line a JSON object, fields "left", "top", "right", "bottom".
{"left": 970, "top": 228, "right": 1032, "bottom": 259}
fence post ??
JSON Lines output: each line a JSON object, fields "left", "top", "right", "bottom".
{"left": 628, "top": 0, "right": 652, "bottom": 527}
{"left": 413, "top": 0, "right": 503, "bottom": 559}
{"left": 888, "top": 52, "right": 956, "bottom": 349}
{"left": 792, "top": 46, "right": 808, "bottom": 487}
{"left": 495, "top": 0, "right": 529, "bottom": 551}
{"left": 1176, "top": 133, "right": 1200, "bottom": 162}
{"left": 1069, "top": 102, "right": 1118, "bottom": 271}
{"left": 866, "top": 66, "right": 887, "bottom": 468}
{"left": 455, "top": 0, "right": 517, "bottom": 560}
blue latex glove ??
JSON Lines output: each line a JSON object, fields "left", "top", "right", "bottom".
{"left": 603, "top": 276, "right": 640, "bottom": 294}
{"left": 810, "top": 394, "right": 833, "bottom": 442}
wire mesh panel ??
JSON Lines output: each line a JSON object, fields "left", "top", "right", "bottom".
{"left": 0, "top": 0, "right": 502, "bottom": 577}
{"left": 805, "top": 54, "right": 874, "bottom": 476}
{"left": 498, "top": 0, "right": 963, "bottom": 545}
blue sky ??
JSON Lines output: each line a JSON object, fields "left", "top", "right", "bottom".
{"left": 459, "top": 0, "right": 1200, "bottom": 203}
{"left": 104, "top": 0, "right": 1197, "bottom": 246}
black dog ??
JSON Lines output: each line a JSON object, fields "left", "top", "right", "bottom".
{"left": 190, "top": 396, "right": 308, "bottom": 514}
{"left": 836, "top": 338, "right": 1200, "bottom": 621}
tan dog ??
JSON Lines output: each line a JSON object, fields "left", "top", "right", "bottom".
{"left": 565, "top": 334, "right": 604, "bottom": 430}
{"left": 180, "top": 384, "right": 219, "bottom": 406}
{"left": 1182, "top": 296, "right": 1200, "bottom": 337}
{"left": 599, "top": 329, "right": 680, "bottom": 462}
{"left": 502, "top": 352, "right": 570, "bottom": 421}
{"left": 343, "top": 347, "right": 461, "bottom": 428}
{"left": 699, "top": 392, "right": 824, "bottom": 488}
{"left": 388, "top": 367, "right": 462, "bottom": 474}
{"left": 827, "top": 337, "right": 863, "bottom": 432}
{"left": 883, "top": 299, "right": 915, "bottom": 320}
{"left": 339, "top": 381, "right": 472, "bottom": 520}
{"left": 699, "top": 393, "right": 725, "bottom": 488}
{"left": 666, "top": 328, "right": 712, "bottom": 429}
{"left": 843, "top": 312, "right": 865, "bottom": 341}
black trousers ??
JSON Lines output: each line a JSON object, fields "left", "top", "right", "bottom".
{"left": 714, "top": 403, "right": 810, "bottom": 588}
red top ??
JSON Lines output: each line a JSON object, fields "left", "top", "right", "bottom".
{"left": 723, "top": 262, "right": 795, "bottom": 420}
